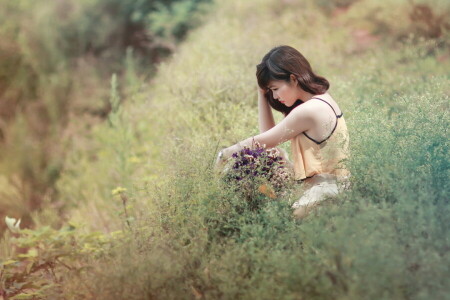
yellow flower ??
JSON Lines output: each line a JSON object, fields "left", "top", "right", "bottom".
{"left": 112, "top": 187, "right": 127, "bottom": 196}
{"left": 128, "top": 156, "right": 141, "bottom": 164}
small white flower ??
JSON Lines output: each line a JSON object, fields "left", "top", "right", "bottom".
{"left": 5, "top": 216, "right": 21, "bottom": 233}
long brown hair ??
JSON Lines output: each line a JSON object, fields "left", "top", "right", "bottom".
{"left": 256, "top": 45, "right": 330, "bottom": 115}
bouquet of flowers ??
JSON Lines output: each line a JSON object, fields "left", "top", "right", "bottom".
{"left": 220, "top": 142, "right": 293, "bottom": 209}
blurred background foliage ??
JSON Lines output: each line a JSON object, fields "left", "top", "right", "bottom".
{"left": 0, "top": 0, "right": 212, "bottom": 232}
{"left": 0, "top": 0, "right": 449, "bottom": 298}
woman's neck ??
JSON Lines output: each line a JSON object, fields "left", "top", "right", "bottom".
{"left": 298, "top": 90, "right": 315, "bottom": 102}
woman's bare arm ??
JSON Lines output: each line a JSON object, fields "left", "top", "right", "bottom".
{"left": 221, "top": 103, "right": 315, "bottom": 159}
{"left": 258, "top": 87, "right": 276, "bottom": 133}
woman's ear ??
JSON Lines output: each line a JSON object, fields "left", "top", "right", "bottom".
{"left": 290, "top": 74, "right": 298, "bottom": 85}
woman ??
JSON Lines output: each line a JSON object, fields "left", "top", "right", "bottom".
{"left": 216, "top": 45, "right": 350, "bottom": 219}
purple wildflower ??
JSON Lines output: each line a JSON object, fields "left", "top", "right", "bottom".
{"left": 222, "top": 141, "right": 293, "bottom": 202}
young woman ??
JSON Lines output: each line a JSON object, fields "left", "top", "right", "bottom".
{"left": 216, "top": 45, "right": 350, "bottom": 218}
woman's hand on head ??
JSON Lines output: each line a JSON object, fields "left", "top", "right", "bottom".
{"left": 258, "top": 85, "right": 268, "bottom": 97}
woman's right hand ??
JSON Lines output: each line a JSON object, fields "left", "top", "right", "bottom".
{"left": 258, "top": 86, "right": 268, "bottom": 97}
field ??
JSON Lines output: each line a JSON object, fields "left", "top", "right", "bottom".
{"left": 1, "top": 0, "right": 449, "bottom": 299}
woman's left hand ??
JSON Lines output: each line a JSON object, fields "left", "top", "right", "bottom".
{"left": 214, "top": 141, "right": 248, "bottom": 171}
{"left": 214, "top": 148, "right": 228, "bottom": 170}
{"left": 214, "top": 144, "right": 238, "bottom": 169}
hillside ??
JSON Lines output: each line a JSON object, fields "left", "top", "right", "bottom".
{"left": 1, "top": 0, "right": 449, "bottom": 299}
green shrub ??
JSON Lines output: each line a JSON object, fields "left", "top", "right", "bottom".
{"left": 0, "top": 0, "right": 213, "bottom": 233}
{"left": 2, "top": 0, "right": 449, "bottom": 298}
{"left": 0, "top": 221, "right": 121, "bottom": 299}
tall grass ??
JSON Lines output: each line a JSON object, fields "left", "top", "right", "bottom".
{"left": 0, "top": 0, "right": 212, "bottom": 233}
{"left": 2, "top": 0, "right": 449, "bottom": 298}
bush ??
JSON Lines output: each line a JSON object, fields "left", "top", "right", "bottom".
{"left": 220, "top": 142, "right": 293, "bottom": 210}
{"left": 2, "top": 0, "right": 449, "bottom": 298}
{"left": 0, "top": 0, "right": 213, "bottom": 233}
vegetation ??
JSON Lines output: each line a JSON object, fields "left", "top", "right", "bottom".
{"left": 0, "top": 0, "right": 212, "bottom": 232}
{"left": 1, "top": 0, "right": 449, "bottom": 299}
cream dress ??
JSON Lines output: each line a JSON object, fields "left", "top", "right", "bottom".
{"left": 288, "top": 96, "right": 350, "bottom": 209}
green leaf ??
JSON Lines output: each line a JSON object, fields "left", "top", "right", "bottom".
{"left": 1, "top": 259, "right": 18, "bottom": 266}
{"left": 10, "top": 292, "right": 42, "bottom": 300}
{"left": 26, "top": 261, "right": 34, "bottom": 274}
{"left": 17, "top": 248, "right": 38, "bottom": 259}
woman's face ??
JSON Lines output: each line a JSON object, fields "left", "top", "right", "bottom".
{"left": 267, "top": 79, "right": 300, "bottom": 107}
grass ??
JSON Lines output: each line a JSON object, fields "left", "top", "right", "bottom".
{"left": 1, "top": 0, "right": 449, "bottom": 299}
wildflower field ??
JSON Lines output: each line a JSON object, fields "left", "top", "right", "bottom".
{"left": 1, "top": 0, "right": 449, "bottom": 299}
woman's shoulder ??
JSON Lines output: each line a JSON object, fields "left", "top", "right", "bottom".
{"left": 292, "top": 93, "right": 330, "bottom": 111}
{"left": 307, "top": 93, "right": 343, "bottom": 116}
{"left": 289, "top": 100, "right": 318, "bottom": 117}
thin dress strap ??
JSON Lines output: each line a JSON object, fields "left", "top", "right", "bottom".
{"left": 311, "top": 97, "right": 343, "bottom": 118}
{"left": 303, "top": 97, "right": 343, "bottom": 144}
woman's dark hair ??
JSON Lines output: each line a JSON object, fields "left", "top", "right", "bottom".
{"left": 256, "top": 45, "right": 330, "bottom": 115}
